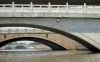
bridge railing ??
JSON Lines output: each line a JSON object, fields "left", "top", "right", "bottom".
{"left": 0, "top": 29, "right": 52, "bottom": 34}
{"left": 0, "top": 2, "right": 100, "bottom": 13}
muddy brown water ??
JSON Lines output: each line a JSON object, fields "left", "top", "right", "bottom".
{"left": 0, "top": 50, "right": 100, "bottom": 62}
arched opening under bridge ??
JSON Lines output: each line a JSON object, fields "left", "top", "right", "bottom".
{"left": 14, "top": 45, "right": 26, "bottom": 49}
{"left": 0, "top": 37, "right": 66, "bottom": 50}
{"left": 5, "top": 46, "right": 12, "bottom": 50}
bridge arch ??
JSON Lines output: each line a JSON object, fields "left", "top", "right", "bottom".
{"left": 14, "top": 45, "right": 26, "bottom": 49}
{"left": 0, "top": 37, "right": 66, "bottom": 50}
{"left": 1, "top": 43, "right": 37, "bottom": 50}
{"left": 4, "top": 46, "right": 12, "bottom": 50}
{"left": 0, "top": 18, "right": 100, "bottom": 52}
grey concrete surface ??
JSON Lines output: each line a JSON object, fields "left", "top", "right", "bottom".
{"left": 0, "top": 13, "right": 100, "bottom": 18}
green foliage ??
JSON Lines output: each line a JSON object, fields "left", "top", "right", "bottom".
{"left": 8, "top": 42, "right": 18, "bottom": 45}
{"left": 29, "top": 42, "right": 35, "bottom": 45}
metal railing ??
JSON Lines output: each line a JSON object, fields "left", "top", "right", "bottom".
{"left": 0, "top": 29, "right": 51, "bottom": 34}
{"left": 0, "top": 2, "right": 100, "bottom": 13}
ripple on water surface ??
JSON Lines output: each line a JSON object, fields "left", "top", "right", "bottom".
{"left": 0, "top": 51, "right": 100, "bottom": 62}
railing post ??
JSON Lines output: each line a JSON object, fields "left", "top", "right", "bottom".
{"left": 40, "top": 6, "right": 42, "bottom": 12}
{"left": 75, "top": 6, "right": 77, "bottom": 13}
{"left": 33, "top": 29, "right": 35, "bottom": 33}
{"left": 58, "top": 6, "right": 60, "bottom": 12}
{"left": 25, "top": 29, "right": 27, "bottom": 33}
{"left": 8, "top": 29, "right": 10, "bottom": 33}
{"left": 3, "top": 5, "right": 5, "bottom": 12}
{"left": 12, "top": 2, "right": 14, "bottom": 12}
{"left": 84, "top": 3, "right": 86, "bottom": 13}
{"left": 66, "top": 2, "right": 68, "bottom": 13}
{"left": 48, "top": 2, "right": 51, "bottom": 12}
{"left": 30, "top": 2, "right": 33, "bottom": 12}
{"left": 22, "top": 6, "right": 23, "bottom": 12}
{"left": 93, "top": 6, "right": 95, "bottom": 13}
{"left": 16, "top": 28, "right": 19, "bottom": 33}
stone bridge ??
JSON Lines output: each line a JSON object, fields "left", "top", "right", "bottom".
{"left": 0, "top": 3, "right": 100, "bottom": 52}
{"left": 0, "top": 29, "right": 77, "bottom": 50}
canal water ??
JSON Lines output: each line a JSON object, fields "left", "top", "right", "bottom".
{"left": 0, "top": 50, "right": 100, "bottom": 62}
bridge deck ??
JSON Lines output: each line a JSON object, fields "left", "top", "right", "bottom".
{"left": 0, "top": 3, "right": 100, "bottom": 18}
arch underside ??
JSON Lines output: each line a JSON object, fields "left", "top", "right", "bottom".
{"left": 0, "top": 37, "right": 66, "bottom": 50}
{"left": 0, "top": 22, "right": 100, "bottom": 52}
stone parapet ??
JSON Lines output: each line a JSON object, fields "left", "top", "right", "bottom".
{"left": 0, "top": 12, "right": 100, "bottom": 18}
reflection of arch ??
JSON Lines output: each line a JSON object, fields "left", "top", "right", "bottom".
{"left": 0, "top": 18, "right": 100, "bottom": 52}
{"left": 14, "top": 45, "right": 26, "bottom": 49}
{"left": 5, "top": 46, "right": 12, "bottom": 50}
{"left": 0, "top": 37, "right": 66, "bottom": 50}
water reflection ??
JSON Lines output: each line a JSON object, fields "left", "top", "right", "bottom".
{"left": 14, "top": 45, "right": 26, "bottom": 49}
{"left": 1, "top": 41, "right": 52, "bottom": 51}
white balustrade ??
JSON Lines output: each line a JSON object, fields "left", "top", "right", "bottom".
{"left": 0, "top": 2, "right": 100, "bottom": 13}
{"left": 0, "top": 29, "right": 51, "bottom": 34}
